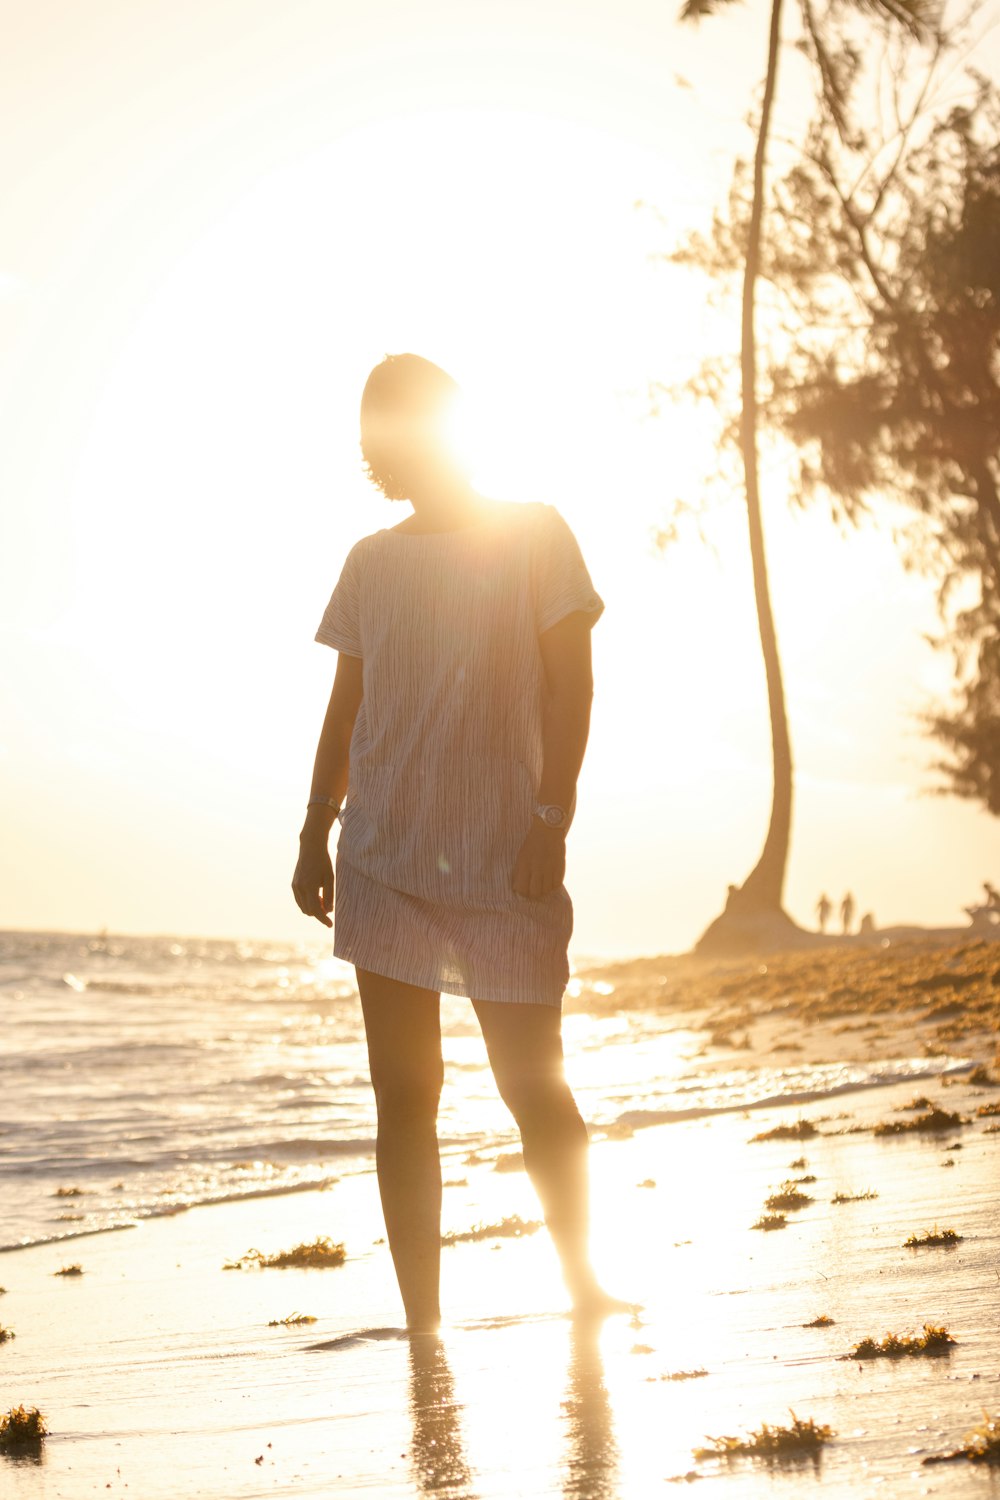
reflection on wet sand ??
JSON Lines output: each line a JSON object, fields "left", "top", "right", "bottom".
{"left": 560, "top": 1325, "right": 620, "bottom": 1499}
{"left": 407, "top": 1337, "right": 477, "bottom": 1498}
{"left": 406, "top": 1323, "right": 619, "bottom": 1500}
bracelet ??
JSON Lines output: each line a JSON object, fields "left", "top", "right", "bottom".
{"left": 307, "top": 795, "right": 341, "bottom": 812}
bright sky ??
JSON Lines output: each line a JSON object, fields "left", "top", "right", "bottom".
{"left": 3, "top": 0, "right": 1000, "bottom": 957}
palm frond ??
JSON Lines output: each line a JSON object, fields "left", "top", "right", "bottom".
{"left": 679, "top": 0, "right": 743, "bottom": 22}
{"left": 848, "top": 0, "right": 938, "bottom": 42}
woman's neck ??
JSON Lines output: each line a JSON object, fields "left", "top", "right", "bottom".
{"left": 393, "top": 485, "right": 487, "bottom": 534}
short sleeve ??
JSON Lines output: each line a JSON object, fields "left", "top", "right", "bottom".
{"left": 534, "top": 505, "right": 605, "bottom": 634}
{"left": 315, "top": 543, "right": 364, "bottom": 656}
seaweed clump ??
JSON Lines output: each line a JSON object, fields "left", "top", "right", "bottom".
{"left": 751, "top": 1213, "right": 787, "bottom": 1231}
{"left": 0, "top": 1406, "right": 48, "bottom": 1453}
{"left": 694, "top": 1413, "right": 834, "bottom": 1462}
{"left": 266, "top": 1312, "right": 318, "bottom": 1327}
{"left": 224, "top": 1237, "right": 346, "bottom": 1270}
{"left": 0, "top": 1326, "right": 14, "bottom": 1345}
{"left": 832, "top": 1190, "right": 877, "bottom": 1203}
{"left": 904, "top": 1227, "right": 963, "bottom": 1248}
{"left": 924, "top": 1412, "right": 1000, "bottom": 1466}
{"left": 53, "top": 1264, "right": 83, "bottom": 1277}
{"left": 848, "top": 1324, "right": 956, "bottom": 1360}
{"left": 442, "top": 1215, "right": 542, "bottom": 1246}
{"left": 750, "top": 1120, "right": 817, "bottom": 1143}
{"left": 803, "top": 1315, "right": 835, "bottom": 1327}
{"left": 492, "top": 1151, "right": 524, "bottom": 1173}
{"left": 874, "top": 1108, "right": 965, "bottom": 1136}
{"left": 764, "top": 1184, "right": 814, "bottom": 1211}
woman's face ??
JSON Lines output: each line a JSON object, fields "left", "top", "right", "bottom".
{"left": 380, "top": 396, "right": 468, "bottom": 499}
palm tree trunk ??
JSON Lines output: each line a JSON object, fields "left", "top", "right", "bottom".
{"left": 734, "top": 0, "right": 793, "bottom": 912}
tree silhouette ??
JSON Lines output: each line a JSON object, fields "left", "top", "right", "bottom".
{"left": 757, "top": 29, "right": 1000, "bottom": 814}
{"left": 675, "top": 0, "right": 930, "bottom": 951}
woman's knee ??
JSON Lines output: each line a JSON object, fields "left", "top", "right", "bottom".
{"left": 371, "top": 1068, "right": 442, "bottom": 1126}
{"left": 495, "top": 1072, "right": 584, "bottom": 1138}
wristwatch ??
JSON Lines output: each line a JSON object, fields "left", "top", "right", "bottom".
{"left": 533, "top": 802, "right": 570, "bottom": 831}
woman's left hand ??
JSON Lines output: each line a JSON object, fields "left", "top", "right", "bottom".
{"left": 512, "top": 821, "right": 566, "bottom": 899}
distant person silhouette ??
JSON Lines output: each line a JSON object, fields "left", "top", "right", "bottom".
{"left": 840, "top": 891, "right": 855, "bottom": 935}
{"left": 816, "top": 893, "right": 832, "bottom": 933}
{"left": 859, "top": 912, "right": 876, "bottom": 935}
{"left": 984, "top": 880, "right": 1000, "bottom": 911}
{"left": 292, "top": 353, "right": 623, "bottom": 1332}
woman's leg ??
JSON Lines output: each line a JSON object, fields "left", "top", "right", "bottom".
{"left": 473, "top": 998, "right": 617, "bottom": 1313}
{"left": 357, "top": 969, "right": 443, "bottom": 1332}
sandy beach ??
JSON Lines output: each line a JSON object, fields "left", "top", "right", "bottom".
{"left": 3, "top": 937, "right": 1000, "bottom": 1498}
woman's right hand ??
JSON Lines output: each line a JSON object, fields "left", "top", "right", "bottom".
{"left": 292, "top": 836, "right": 335, "bottom": 927}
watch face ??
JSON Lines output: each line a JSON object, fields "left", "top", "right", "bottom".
{"left": 541, "top": 804, "right": 567, "bottom": 828}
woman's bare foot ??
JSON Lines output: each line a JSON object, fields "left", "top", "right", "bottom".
{"left": 569, "top": 1283, "right": 639, "bottom": 1321}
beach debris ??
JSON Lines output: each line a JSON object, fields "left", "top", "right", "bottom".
{"left": 492, "top": 1151, "right": 524, "bottom": 1173}
{"left": 831, "top": 1190, "right": 878, "bottom": 1203}
{"left": 967, "top": 1064, "right": 998, "bottom": 1086}
{"left": 904, "top": 1227, "right": 963, "bottom": 1248}
{"left": 637, "top": 1178, "right": 657, "bottom": 1188}
{"left": 53, "top": 1186, "right": 84, "bottom": 1198}
{"left": 0, "top": 1288, "right": 6, "bottom": 1296}
{"left": 0, "top": 1326, "right": 14, "bottom": 1344}
{"left": 53, "top": 1264, "right": 83, "bottom": 1277}
{"left": 803, "top": 1315, "right": 835, "bottom": 1327}
{"left": 788, "top": 1157, "right": 808, "bottom": 1169}
{"left": 0, "top": 1405, "right": 48, "bottom": 1453}
{"left": 223, "top": 1237, "right": 346, "bottom": 1270}
{"left": 266, "top": 1313, "right": 318, "bottom": 1327}
{"left": 942, "top": 1158, "right": 956, "bottom": 1166}
{"left": 650, "top": 1368, "right": 709, "bottom": 1382}
{"left": 791, "top": 1174, "right": 817, "bottom": 1183}
{"left": 976, "top": 1101, "right": 1000, "bottom": 1117}
{"left": 750, "top": 1120, "right": 817, "bottom": 1143}
{"left": 442, "top": 1215, "right": 541, "bottom": 1246}
{"left": 985, "top": 1124, "right": 1000, "bottom": 1134}
{"left": 764, "top": 1184, "right": 814, "bottom": 1212}
{"left": 693, "top": 1413, "right": 834, "bottom": 1462}
{"left": 847, "top": 1324, "right": 956, "bottom": 1360}
{"left": 751, "top": 1213, "right": 787, "bottom": 1231}
{"left": 897, "top": 1094, "right": 935, "bottom": 1111}
{"left": 55, "top": 1213, "right": 84, "bottom": 1222}
{"left": 708, "top": 1028, "right": 752, "bottom": 1050}
{"left": 923, "top": 1411, "right": 1000, "bottom": 1466}
{"left": 873, "top": 1108, "right": 966, "bottom": 1135}
{"left": 631, "top": 1343, "right": 655, "bottom": 1354}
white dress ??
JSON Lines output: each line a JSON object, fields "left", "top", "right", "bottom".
{"left": 314, "top": 501, "right": 604, "bottom": 1005}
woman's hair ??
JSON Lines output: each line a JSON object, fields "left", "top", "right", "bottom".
{"left": 360, "top": 353, "right": 460, "bottom": 500}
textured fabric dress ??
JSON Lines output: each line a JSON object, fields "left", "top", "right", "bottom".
{"left": 314, "top": 500, "right": 604, "bottom": 1005}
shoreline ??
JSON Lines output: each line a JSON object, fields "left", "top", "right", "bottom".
{"left": 3, "top": 937, "right": 999, "bottom": 1497}
{"left": 3, "top": 1064, "right": 999, "bottom": 1496}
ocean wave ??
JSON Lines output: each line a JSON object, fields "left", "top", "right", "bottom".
{"left": 0, "top": 1174, "right": 348, "bottom": 1253}
{"left": 615, "top": 1057, "right": 973, "bottom": 1130}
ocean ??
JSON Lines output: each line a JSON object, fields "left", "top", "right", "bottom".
{"left": 0, "top": 929, "right": 973, "bottom": 1252}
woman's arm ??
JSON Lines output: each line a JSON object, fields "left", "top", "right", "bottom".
{"left": 511, "top": 613, "right": 594, "bottom": 900}
{"left": 292, "top": 653, "right": 364, "bottom": 926}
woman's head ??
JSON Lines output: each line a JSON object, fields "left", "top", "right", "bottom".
{"left": 360, "top": 353, "right": 464, "bottom": 501}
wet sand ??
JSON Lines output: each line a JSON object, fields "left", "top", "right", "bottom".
{"left": 3, "top": 940, "right": 999, "bottom": 1498}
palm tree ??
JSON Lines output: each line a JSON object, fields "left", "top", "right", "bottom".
{"left": 679, "top": 0, "right": 930, "bottom": 950}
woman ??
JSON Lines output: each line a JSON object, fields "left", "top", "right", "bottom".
{"left": 292, "top": 353, "right": 619, "bottom": 1332}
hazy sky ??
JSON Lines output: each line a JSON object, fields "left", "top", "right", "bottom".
{"left": 3, "top": 0, "right": 1000, "bottom": 956}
